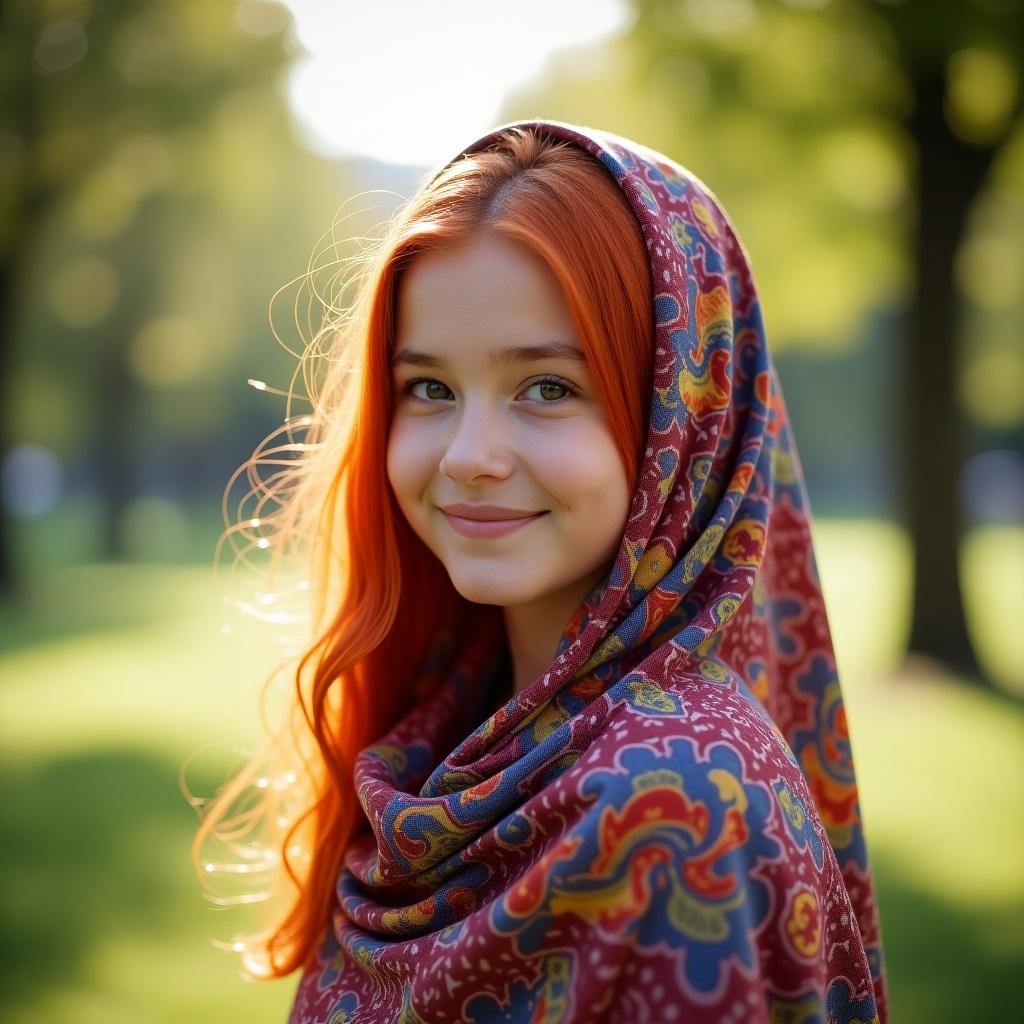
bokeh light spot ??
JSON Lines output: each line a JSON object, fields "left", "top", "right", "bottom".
{"left": 235, "top": 0, "right": 292, "bottom": 37}
{"left": 818, "top": 126, "right": 907, "bottom": 212}
{"left": 962, "top": 346, "right": 1024, "bottom": 428}
{"left": 956, "top": 233, "right": 1023, "bottom": 311}
{"left": 34, "top": 20, "right": 88, "bottom": 73}
{"left": 51, "top": 256, "right": 119, "bottom": 327}
{"left": 130, "top": 317, "right": 214, "bottom": 388}
{"left": 1, "top": 443, "right": 64, "bottom": 518}
{"left": 946, "top": 47, "right": 1020, "bottom": 144}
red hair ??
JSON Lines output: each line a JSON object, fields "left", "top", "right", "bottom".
{"left": 190, "top": 125, "right": 654, "bottom": 978}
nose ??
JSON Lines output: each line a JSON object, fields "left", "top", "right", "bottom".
{"left": 439, "top": 403, "right": 514, "bottom": 483}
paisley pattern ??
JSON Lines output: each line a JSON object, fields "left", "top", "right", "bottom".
{"left": 288, "top": 120, "right": 888, "bottom": 1023}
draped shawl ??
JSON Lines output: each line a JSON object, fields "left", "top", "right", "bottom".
{"left": 288, "top": 119, "right": 888, "bottom": 1024}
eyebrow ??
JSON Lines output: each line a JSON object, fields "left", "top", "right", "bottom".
{"left": 391, "top": 341, "right": 587, "bottom": 369}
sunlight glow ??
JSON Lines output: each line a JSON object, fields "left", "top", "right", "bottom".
{"left": 279, "top": 0, "right": 632, "bottom": 167}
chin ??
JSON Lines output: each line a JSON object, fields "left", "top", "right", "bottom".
{"left": 446, "top": 571, "right": 539, "bottom": 609}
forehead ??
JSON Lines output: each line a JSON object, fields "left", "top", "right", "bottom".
{"left": 393, "top": 234, "right": 579, "bottom": 360}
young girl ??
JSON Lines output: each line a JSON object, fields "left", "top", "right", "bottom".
{"left": 194, "top": 119, "right": 888, "bottom": 1023}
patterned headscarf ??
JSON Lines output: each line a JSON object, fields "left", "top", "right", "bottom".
{"left": 289, "top": 119, "right": 888, "bottom": 1024}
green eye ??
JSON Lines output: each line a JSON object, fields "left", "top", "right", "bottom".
{"left": 524, "top": 379, "right": 574, "bottom": 402}
{"left": 397, "top": 376, "right": 577, "bottom": 404}
{"left": 400, "top": 379, "right": 452, "bottom": 401}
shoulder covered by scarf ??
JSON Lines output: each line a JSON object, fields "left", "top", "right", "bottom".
{"left": 289, "top": 120, "right": 888, "bottom": 1024}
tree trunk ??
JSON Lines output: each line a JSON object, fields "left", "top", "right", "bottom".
{"left": 94, "top": 219, "right": 154, "bottom": 561}
{"left": 901, "top": 68, "right": 995, "bottom": 681}
{"left": 0, "top": 255, "right": 21, "bottom": 598}
{"left": 94, "top": 307, "right": 138, "bottom": 561}
{"left": 0, "top": 187, "right": 50, "bottom": 599}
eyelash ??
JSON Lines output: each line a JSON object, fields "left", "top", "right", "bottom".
{"left": 397, "top": 375, "right": 579, "bottom": 405}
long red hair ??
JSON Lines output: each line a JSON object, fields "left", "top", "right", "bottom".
{"left": 190, "top": 125, "right": 655, "bottom": 978}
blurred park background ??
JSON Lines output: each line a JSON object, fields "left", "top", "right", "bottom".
{"left": 1, "top": 0, "right": 1022, "bottom": 1020}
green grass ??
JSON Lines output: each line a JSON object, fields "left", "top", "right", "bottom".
{"left": 1, "top": 521, "right": 1022, "bottom": 1022}
{"left": 0, "top": 565, "right": 298, "bottom": 1023}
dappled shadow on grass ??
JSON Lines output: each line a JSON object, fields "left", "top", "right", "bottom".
{"left": 0, "top": 745, "right": 233, "bottom": 1014}
{"left": 893, "top": 651, "right": 1024, "bottom": 708}
{"left": 872, "top": 848, "right": 1024, "bottom": 1022}
{"left": 0, "top": 564, "right": 220, "bottom": 656}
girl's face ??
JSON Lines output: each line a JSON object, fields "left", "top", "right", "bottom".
{"left": 386, "top": 232, "right": 631, "bottom": 612}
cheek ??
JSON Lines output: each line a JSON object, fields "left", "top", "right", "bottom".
{"left": 534, "top": 427, "right": 630, "bottom": 513}
{"left": 386, "top": 421, "right": 431, "bottom": 503}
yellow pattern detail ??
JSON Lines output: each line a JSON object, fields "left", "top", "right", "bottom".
{"left": 786, "top": 889, "right": 821, "bottom": 958}
{"left": 681, "top": 524, "right": 724, "bottom": 585}
{"left": 692, "top": 199, "right": 719, "bottom": 238}
{"left": 777, "top": 786, "right": 806, "bottom": 830}
{"left": 634, "top": 540, "right": 673, "bottom": 590}
{"left": 532, "top": 700, "right": 570, "bottom": 743}
{"left": 708, "top": 768, "right": 748, "bottom": 814}
{"left": 577, "top": 634, "right": 626, "bottom": 678}
{"left": 697, "top": 658, "right": 730, "bottom": 684}
{"left": 628, "top": 678, "right": 676, "bottom": 712}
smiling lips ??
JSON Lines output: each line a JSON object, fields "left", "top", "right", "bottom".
{"left": 440, "top": 503, "right": 548, "bottom": 539}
